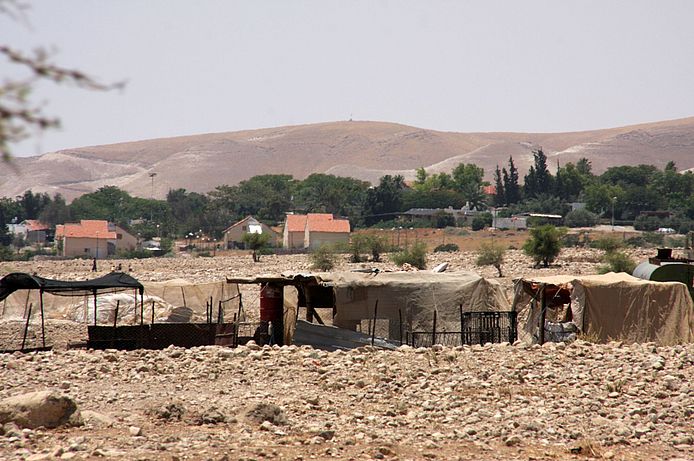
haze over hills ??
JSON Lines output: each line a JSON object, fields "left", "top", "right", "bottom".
{"left": 2, "top": 117, "right": 694, "bottom": 201}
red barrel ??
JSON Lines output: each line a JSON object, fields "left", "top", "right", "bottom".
{"left": 260, "top": 283, "right": 283, "bottom": 321}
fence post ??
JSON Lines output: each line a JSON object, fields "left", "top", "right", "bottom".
{"left": 459, "top": 304, "right": 464, "bottom": 346}
{"left": 371, "top": 299, "right": 379, "bottom": 346}
{"left": 539, "top": 284, "right": 546, "bottom": 345}
{"left": 398, "top": 308, "right": 403, "bottom": 345}
{"left": 432, "top": 309, "right": 437, "bottom": 346}
{"left": 21, "top": 303, "right": 33, "bottom": 351}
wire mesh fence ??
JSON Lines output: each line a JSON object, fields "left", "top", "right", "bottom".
{"left": 406, "top": 311, "right": 517, "bottom": 347}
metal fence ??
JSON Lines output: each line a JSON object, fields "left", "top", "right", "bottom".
{"left": 407, "top": 311, "right": 517, "bottom": 347}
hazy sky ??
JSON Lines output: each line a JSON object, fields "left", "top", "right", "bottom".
{"left": 3, "top": 0, "right": 694, "bottom": 156}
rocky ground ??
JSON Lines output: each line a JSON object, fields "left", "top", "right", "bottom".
{"left": 1, "top": 248, "right": 692, "bottom": 460}
{"left": 1, "top": 341, "right": 692, "bottom": 461}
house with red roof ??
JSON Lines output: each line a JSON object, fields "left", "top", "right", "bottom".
{"left": 222, "top": 216, "right": 279, "bottom": 249}
{"left": 55, "top": 220, "right": 137, "bottom": 258}
{"left": 283, "top": 213, "right": 351, "bottom": 250}
{"left": 6, "top": 219, "right": 51, "bottom": 245}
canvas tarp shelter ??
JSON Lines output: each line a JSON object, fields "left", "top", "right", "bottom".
{"left": 0, "top": 272, "right": 145, "bottom": 350}
{"left": 513, "top": 272, "right": 694, "bottom": 344}
{"left": 229, "top": 271, "right": 511, "bottom": 343}
{"left": 324, "top": 271, "right": 511, "bottom": 338}
{"left": 1, "top": 275, "right": 238, "bottom": 325}
{"left": 0, "top": 272, "right": 143, "bottom": 301}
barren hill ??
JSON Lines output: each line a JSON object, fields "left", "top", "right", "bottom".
{"left": 2, "top": 117, "right": 694, "bottom": 201}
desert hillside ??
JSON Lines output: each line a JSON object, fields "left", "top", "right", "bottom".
{"left": 2, "top": 117, "right": 694, "bottom": 201}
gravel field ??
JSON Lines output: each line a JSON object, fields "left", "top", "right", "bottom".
{"left": 1, "top": 248, "right": 692, "bottom": 460}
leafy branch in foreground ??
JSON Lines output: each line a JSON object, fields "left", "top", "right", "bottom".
{"left": 1, "top": 4, "right": 125, "bottom": 162}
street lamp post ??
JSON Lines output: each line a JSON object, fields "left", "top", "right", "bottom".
{"left": 611, "top": 197, "right": 617, "bottom": 232}
{"left": 95, "top": 231, "right": 99, "bottom": 260}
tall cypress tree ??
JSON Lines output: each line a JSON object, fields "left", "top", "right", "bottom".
{"left": 533, "top": 148, "right": 553, "bottom": 195}
{"left": 524, "top": 149, "right": 553, "bottom": 198}
{"left": 493, "top": 165, "right": 505, "bottom": 206}
{"left": 504, "top": 156, "right": 521, "bottom": 204}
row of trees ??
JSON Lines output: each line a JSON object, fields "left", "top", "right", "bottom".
{"left": 2, "top": 155, "right": 694, "bottom": 245}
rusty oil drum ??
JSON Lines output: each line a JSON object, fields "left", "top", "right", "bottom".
{"left": 259, "top": 284, "right": 283, "bottom": 321}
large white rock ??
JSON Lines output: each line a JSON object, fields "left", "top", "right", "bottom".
{"left": 0, "top": 390, "right": 82, "bottom": 429}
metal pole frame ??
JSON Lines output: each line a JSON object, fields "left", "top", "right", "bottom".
{"left": 39, "top": 290, "right": 46, "bottom": 348}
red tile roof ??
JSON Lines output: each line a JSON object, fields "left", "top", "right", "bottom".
{"left": 306, "top": 214, "right": 350, "bottom": 233}
{"left": 285, "top": 214, "right": 308, "bottom": 233}
{"left": 24, "top": 219, "right": 49, "bottom": 231}
{"left": 56, "top": 220, "right": 116, "bottom": 239}
{"left": 483, "top": 185, "right": 496, "bottom": 195}
{"left": 285, "top": 213, "right": 351, "bottom": 233}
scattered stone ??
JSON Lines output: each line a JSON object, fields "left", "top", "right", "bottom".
{"left": 81, "top": 410, "right": 116, "bottom": 427}
{"left": 0, "top": 391, "right": 82, "bottom": 429}
{"left": 246, "top": 403, "right": 287, "bottom": 426}
{"left": 504, "top": 435, "right": 521, "bottom": 446}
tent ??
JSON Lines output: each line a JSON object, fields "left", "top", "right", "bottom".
{"left": 0, "top": 272, "right": 144, "bottom": 350}
{"left": 228, "top": 271, "right": 512, "bottom": 347}
{"left": 1, "top": 276, "right": 238, "bottom": 325}
{"left": 512, "top": 272, "right": 694, "bottom": 345}
{"left": 324, "top": 271, "right": 511, "bottom": 338}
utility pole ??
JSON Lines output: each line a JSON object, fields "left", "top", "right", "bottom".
{"left": 149, "top": 172, "right": 157, "bottom": 222}
{"left": 611, "top": 196, "right": 617, "bottom": 232}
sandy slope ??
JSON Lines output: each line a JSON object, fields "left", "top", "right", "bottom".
{"left": 2, "top": 117, "right": 694, "bottom": 200}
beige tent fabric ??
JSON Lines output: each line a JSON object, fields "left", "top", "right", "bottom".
{"left": 0, "top": 279, "right": 238, "bottom": 325}
{"left": 320, "top": 271, "right": 510, "bottom": 339}
{"left": 513, "top": 272, "right": 694, "bottom": 344}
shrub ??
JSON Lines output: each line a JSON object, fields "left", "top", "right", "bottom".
{"left": 391, "top": 242, "right": 427, "bottom": 269}
{"left": 347, "top": 234, "right": 368, "bottom": 263}
{"left": 561, "top": 233, "right": 581, "bottom": 247}
{"left": 349, "top": 234, "right": 389, "bottom": 262}
{"left": 242, "top": 232, "right": 271, "bottom": 262}
{"left": 433, "top": 211, "right": 455, "bottom": 229}
{"left": 444, "top": 227, "right": 469, "bottom": 236}
{"left": 643, "top": 232, "right": 664, "bottom": 246}
{"left": 310, "top": 245, "right": 337, "bottom": 271}
{"left": 598, "top": 251, "right": 636, "bottom": 274}
{"left": 591, "top": 235, "right": 623, "bottom": 252}
{"left": 564, "top": 209, "right": 598, "bottom": 228}
{"left": 471, "top": 217, "right": 487, "bottom": 231}
{"left": 523, "top": 225, "right": 565, "bottom": 268}
{"left": 433, "top": 243, "right": 459, "bottom": 253}
{"left": 476, "top": 242, "right": 506, "bottom": 277}
{"left": 666, "top": 235, "right": 686, "bottom": 248}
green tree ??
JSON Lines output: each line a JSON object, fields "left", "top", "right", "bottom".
{"left": 293, "top": 173, "right": 368, "bottom": 219}
{"left": 363, "top": 175, "right": 406, "bottom": 225}
{"left": 524, "top": 148, "right": 553, "bottom": 198}
{"left": 503, "top": 156, "right": 521, "bottom": 205}
{"left": 242, "top": 232, "right": 271, "bottom": 262}
{"left": 523, "top": 225, "right": 565, "bottom": 268}
{"left": 38, "top": 193, "right": 71, "bottom": 226}
{"left": 414, "top": 167, "right": 428, "bottom": 188}
{"left": 563, "top": 208, "right": 598, "bottom": 228}
{"left": 207, "top": 174, "right": 295, "bottom": 229}
{"left": 576, "top": 158, "right": 593, "bottom": 176}
{"left": 452, "top": 163, "right": 484, "bottom": 190}
{"left": 493, "top": 165, "right": 505, "bottom": 206}
{"left": 476, "top": 242, "right": 506, "bottom": 277}
{"left": 0, "top": 204, "right": 12, "bottom": 246}
{"left": 167, "top": 188, "right": 209, "bottom": 235}
{"left": 554, "top": 163, "right": 585, "bottom": 201}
